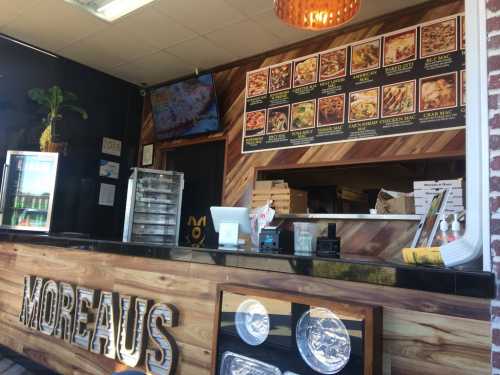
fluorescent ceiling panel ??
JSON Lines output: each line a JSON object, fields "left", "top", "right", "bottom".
{"left": 64, "top": 0, "right": 156, "bottom": 22}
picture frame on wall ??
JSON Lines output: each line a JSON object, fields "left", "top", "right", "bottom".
{"left": 142, "top": 143, "right": 154, "bottom": 166}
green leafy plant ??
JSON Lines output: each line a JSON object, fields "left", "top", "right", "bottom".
{"left": 28, "top": 85, "right": 88, "bottom": 151}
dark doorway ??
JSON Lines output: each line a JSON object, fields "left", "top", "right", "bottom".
{"left": 165, "top": 141, "right": 225, "bottom": 249}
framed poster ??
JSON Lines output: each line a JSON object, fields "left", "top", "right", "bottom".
{"left": 99, "top": 160, "right": 120, "bottom": 179}
{"left": 212, "top": 284, "right": 382, "bottom": 375}
{"left": 102, "top": 137, "right": 122, "bottom": 157}
{"left": 142, "top": 143, "right": 154, "bottom": 166}
{"left": 241, "top": 14, "right": 465, "bottom": 154}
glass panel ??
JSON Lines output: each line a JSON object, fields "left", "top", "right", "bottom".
{"left": 2, "top": 154, "right": 56, "bottom": 229}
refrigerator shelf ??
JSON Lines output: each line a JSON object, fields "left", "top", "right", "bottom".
{"left": 133, "top": 221, "right": 176, "bottom": 226}
{"left": 10, "top": 207, "right": 48, "bottom": 212}
{"left": 136, "top": 187, "right": 179, "bottom": 194}
{"left": 136, "top": 198, "right": 175, "bottom": 204}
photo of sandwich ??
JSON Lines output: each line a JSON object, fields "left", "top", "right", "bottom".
{"left": 419, "top": 72, "right": 457, "bottom": 112}
{"left": 382, "top": 80, "right": 416, "bottom": 118}
{"left": 319, "top": 48, "right": 347, "bottom": 81}
{"left": 245, "top": 110, "right": 266, "bottom": 136}
{"left": 383, "top": 29, "right": 417, "bottom": 66}
{"left": 318, "top": 94, "right": 345, "bottom": 126}
{"left": 293, "top": 56, "right": 318, "bottom": 87}
{"left": 247, "top": 69, "right": 269, "bottom": 98}
{"left": 291, "top": 100, "right": 316, "bottom": 130}
{"left": 351, "top": 39, "right": 381, "bottom": 74}
{"left": 349, "top": 88, "right": 379, "bottom": 122}
{"left": 267, "top": 105, "right": 290, "bottom": 134}
{"left": 420, "top": 18, "right": 457, "bottom": 58}
{"left": 269, "top": 63, "right": 292, "bottom": 93}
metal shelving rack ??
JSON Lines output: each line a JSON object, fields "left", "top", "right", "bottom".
{"left": 123, "top": 168, "right": 184, "bottom": 245}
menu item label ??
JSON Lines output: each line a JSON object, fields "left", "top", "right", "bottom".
{"left": 242, "top": 14, "right": 465, "bottom": 154}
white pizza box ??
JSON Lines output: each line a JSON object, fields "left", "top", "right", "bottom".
{"left": 414, "top": 190, "right": 463, "bottom": 200}
{"left": 415, "top": 196, "right": 464, "bottom": 208}
{"left": 413, "top": 179, "right": 464, "bottom": 190}
{"left": 415, "top": 205, "right": 465, "bottom": 215}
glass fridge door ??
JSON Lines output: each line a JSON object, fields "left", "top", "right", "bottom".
{"left": 1, "top": 152, "right": 58, "bottom": 232}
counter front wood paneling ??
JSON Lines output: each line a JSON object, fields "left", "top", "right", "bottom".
{"left": 0, "top": 242, "right": 491, "bottom": 375}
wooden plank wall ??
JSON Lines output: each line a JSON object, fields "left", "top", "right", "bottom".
{"left": 139, "top": 0, "right": 466, "bottom": 207}
{"left": 0, "top": 242, "right": 490, "bottom": 374}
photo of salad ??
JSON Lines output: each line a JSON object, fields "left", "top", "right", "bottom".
{"left": 291, "top": 100, "right": 316, "bottom": 130}
{"left": 269, "top": 63, "right": 292, "bottom": 93}
{"left": 267, "top": 105, "right": 290, "bottom": 134}
{"left": 293, "top": 56, "right": 318, "bottom": 87}
{"left": 349, "top": 88, "right": 379, "bottom": 122}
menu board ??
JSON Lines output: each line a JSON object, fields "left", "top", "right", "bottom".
{"left": 242, "top": 14, "right": 466, "bottom": 154}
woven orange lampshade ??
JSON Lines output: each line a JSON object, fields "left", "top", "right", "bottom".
{"left": 274, "top": 0, "right": 361, "bottom": 30}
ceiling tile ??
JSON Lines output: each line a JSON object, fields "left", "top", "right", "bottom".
{"left": 224, "top": 0, "right": 274, "bottom": 17}
{"left": 166, "top": 36, "right": 236, "bottom": 70}
{"left": 250, "top": 10, "right": 322, "bottom": 45}
{"left": 59, "top": 25, "right": 159, "bottom": 69}
{"left": 153, "top": 0, "right": 246, "bottom": 34}
{"left": 0, "top": 0, "right": 107, "bottom": 52}
{"left": 113, "top": 50, "right": 195, "bottom": 85}
{"left": 113, "top": 6, "right": 197, "bottom": 49}
{"left": 205, "top": 19, "right": 283, "bottom": 58}
{"left": 0, "top": 0, "right": 41, "bottom": 27}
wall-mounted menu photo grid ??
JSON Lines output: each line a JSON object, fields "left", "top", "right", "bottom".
{"left": 242, "top": 14, "right": 466, "bottom": 154}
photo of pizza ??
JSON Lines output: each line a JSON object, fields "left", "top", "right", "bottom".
{"left": 293, "top": 56, "right": 318, "bottom": 87}
{"left": 419, "top": 72, "right": 457, "bottom": 112}
{"left": 267, "top": 105, "right": 290, "bottom": 134}
{"left": 420, "top": 18, "right": 457, "bottom": 58}
{"left": 351, "top": 39, "right": 381, "bottom": 74}
{"left": 382, "top": 80, "right": 416, "bottom": 117}
{"left": 319, "top": 48, "right": 347, "bottom": 81}
{"left": 269, "top": 63, "right": 292, "bottom": 93}
{"left": 383, "top": 29, "right": 417, "bottom": 66}
{"left": 349, "top": 88, "right": 379, "bottom": 122}
{"left": 247, "top": 69, "right": 269, "bottom": 98}
{"left": 318, "top": 95, "right": 345, "bottom": 126}
{"left": 461, "top": 70, "right": 466, "bottom": 106}
{"left": 245, "top": 110, "right": 266, "bottom": 136}
{"left": 291, "top": 100, "right": 316, "bottom": 130}
{"left": 461, "top": 15, "right": 465, "bottom": 50}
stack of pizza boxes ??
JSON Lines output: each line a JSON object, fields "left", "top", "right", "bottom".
{"left": 413, "top": 178, "right": 464, "bottom": 215}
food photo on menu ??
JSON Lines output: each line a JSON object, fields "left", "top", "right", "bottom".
{"left": 419, "top": 72, "right": 457, "bottom": 112}
{"left": 461, "top": 70, "right": 466, "bottom": 106}
{"left": 383, "top": 28, "right": 417, "bottom": 66}
{"left": 349, "top": 88, "right": 379, "bottom": 122}
{"left": 420, "top": 17, "right": 457, "bottom": 58}
{"left": 247, "top": 69, "right": 269, "bottom": 98}
{"left": 291, "top": 100, "right": 316, "bottom": 130}
{"left": 461, "top": 15, "right": 465, "bottom": 49}
{"left": 382, "top": 80, "right": 416, "bottom": 118}
{"left": 351, "top": 39, "right": 381, "bottom": 74}
{"left": 267, "top": 105, "right": 290, "bottom": 134}
{"left": 245, "top": 110, "right": 266, "bottom": 137}
{"left": 269, "top": 63, "right": 292, "bottom": 93}
{"left": 293, "top": 56, "right": 318, "bottom": 87}
{"left": 318, "top": 94, "right": 345, "bottom": 126}
{"left": 319, "top": 48, "right": 347, "bottom": 81}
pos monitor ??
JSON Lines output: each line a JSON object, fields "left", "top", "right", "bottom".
{"left": 210, "top": 207, "right": 251, "bottom": 249}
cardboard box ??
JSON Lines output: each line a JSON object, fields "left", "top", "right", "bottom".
{"left": 375, "top": 190, "right": 415, "bottom": 214}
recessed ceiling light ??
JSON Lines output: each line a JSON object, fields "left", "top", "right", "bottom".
{"left": 65, "top": 0, "right": 156, "bottom": 22}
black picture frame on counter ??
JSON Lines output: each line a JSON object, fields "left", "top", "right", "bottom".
{"left": 142, "top": 143, "right": 154, "bottom": 167}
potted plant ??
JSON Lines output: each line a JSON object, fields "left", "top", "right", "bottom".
{"left": 28, "top": 85, "right": 88, "bottom": 152}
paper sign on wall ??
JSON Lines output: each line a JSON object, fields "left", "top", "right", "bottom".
{"left": 98, "top": 183, "right": 115, "bottom": 207}
{"left": 99, "top": 160, "right": 120, "bottom": 179}
{"left": 102, "top": 137, "right": 122, "bottom": 157}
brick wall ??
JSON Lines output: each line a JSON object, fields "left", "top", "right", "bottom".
{"left": 490, "top": 0, "right": 500, "bottom": 373}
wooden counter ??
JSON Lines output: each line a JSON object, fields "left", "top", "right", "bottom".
{"left": 0, "top": 240, "right": 491, "bottom": 375}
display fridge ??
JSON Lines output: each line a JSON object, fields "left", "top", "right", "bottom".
{"left": 0, "top": 151, "right": 59, "bottom": 232}
{"left": 123, "top": 168, "right": 184, "bottom": 245}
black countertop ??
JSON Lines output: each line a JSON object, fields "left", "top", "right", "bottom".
{"left": 0, "top": 230, "right": 494, "bottom": 299}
